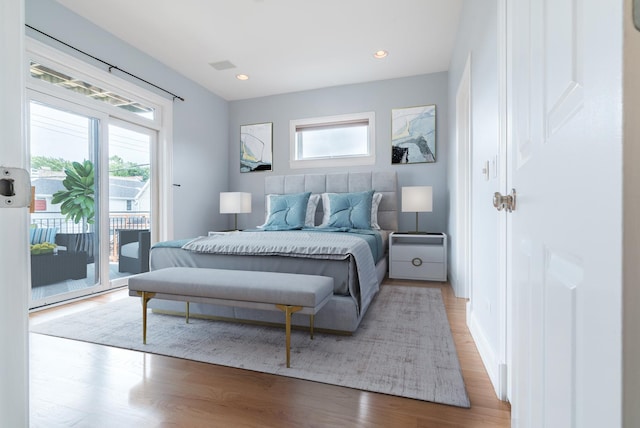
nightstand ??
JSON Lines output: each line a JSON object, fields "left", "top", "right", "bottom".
{"left": 389, "top": 232, "right": 447, "bottom": 281}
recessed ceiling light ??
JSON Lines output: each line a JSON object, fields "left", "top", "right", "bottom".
{"left": 236, "top": 74, "right": 249, "bottom": 81}
{"left": 373, "top": 50, "right": 388, "bottom": 59}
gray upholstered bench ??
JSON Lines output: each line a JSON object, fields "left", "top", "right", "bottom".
{"left": 128, "top": 267, "right": 333, "bottom": 367}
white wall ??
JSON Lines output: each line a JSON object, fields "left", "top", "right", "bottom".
{"left": 624, "top": 0, "right": 640, "bottom": 425}
{"left": 26, "top": 0, "right": 230, "bottom": 239}
{"left": 447, "top": 0, "right": 502, "bottom": 393}
{"left": 228, "top": 74, "right": 449, "bottom": 232}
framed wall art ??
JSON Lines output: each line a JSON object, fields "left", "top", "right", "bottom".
{"left": 391, "top": 105, "right": 436, "bottom": 164}
{"left": 240, "top": 122, "right": 273, "bottom": 172}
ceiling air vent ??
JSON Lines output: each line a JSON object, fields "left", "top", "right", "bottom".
{"left": 209, "top": 60, "right": 236, "bottom": 71}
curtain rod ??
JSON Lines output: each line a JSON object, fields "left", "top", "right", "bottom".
{"left": 25, "top": 24, "right": 185, "bottom": 102}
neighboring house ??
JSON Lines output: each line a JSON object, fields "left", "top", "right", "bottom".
{"left": 105, "top": 176, "right": 149, "bottom": 213}
{"left": 30, "top": 172, "right": 148, "bottom": 218}
{"left": 29, "top": 172, "right": 64, "bottom": 218}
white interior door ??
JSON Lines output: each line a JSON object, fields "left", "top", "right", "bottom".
{"left": 0, "top": 0, "right": 29, "bottom": 424}
{"left": 507, "top": 0, "right": 622, "bottom": 427}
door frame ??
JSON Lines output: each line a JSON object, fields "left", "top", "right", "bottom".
{"left": 454, "top": 54, "right": 472, "bottom": 300}
{"left": 0, "top": 0, "right": 29, "bottom": 424}
{"left": 497, "top": 0, "right": 511, "bottom": 402}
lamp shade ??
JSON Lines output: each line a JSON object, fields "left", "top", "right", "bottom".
{"left": 401, "top": 186, "right": 433, "bottom": 213}
{"left": 220, "top": 192, "right": 252, "bottom": 214}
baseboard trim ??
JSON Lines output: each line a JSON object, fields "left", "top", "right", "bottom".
{"left": 448, "top": 270, "right": 468, "bottom": 299}
{"left": 467, "top": 309, "right": 501, "bottom": 399}
{"left": 448, "top": 271, "right": 459, "bottom": 295}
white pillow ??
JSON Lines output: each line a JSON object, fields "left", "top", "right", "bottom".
{"left": 370, "top": 192, "right": 383, "bottom": 230}
{"left": 320, "top": 192, "right": 383, "bottom": 229}
{"left": 305, "top": 193, "right": 321, "bottom": 226}
{"left": 260, "top": 193, "right": 320, "bottom": 228}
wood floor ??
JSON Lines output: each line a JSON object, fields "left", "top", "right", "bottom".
{"left": 29, "top": 279, "right": 511, "bottom": 428}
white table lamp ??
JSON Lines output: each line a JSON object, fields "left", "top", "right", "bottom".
{"left": 401, "top": 186, "right": 433, "bottom": 233}
{"left": 220, "top": 192, "right": 252, "bottom": 230}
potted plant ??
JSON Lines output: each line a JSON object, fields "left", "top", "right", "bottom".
{"left": 51, "top": 160, "right": 95, "bottom": 229}
{"left": 51, "top": 160, "right": 95, "bottom": 262}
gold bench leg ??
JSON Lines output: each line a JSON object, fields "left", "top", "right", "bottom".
{"left": 276, "top": 304, "right": 302, "bottom": 368}
{"left": 136, "top": 291, "right": 156, "bottom": 344}
{"left": 310, "top": 314, "right": 314, "bottom": 340}
{"left": 186, "top": 301, "right": 190, "bottom": 324}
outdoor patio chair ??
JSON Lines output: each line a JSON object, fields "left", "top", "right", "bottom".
{"left": 118, "top": 229, "right": 150, "bottom": 274}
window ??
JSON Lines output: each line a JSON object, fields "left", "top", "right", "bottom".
{"left": 290, "top": 112, "right": 375, "bottom": 168}
{"left": 30, "top": 61, "right": 155, "bottom": 120}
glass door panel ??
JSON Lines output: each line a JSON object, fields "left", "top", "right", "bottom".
{"left": 29, "top": 100, "right": 101, "bottom": 306}
{"left": 108, "top": 123, "right": 152, "bottom": 280}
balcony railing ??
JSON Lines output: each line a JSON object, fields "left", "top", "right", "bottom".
{"left": 31, "top": 211, "right": 150, "bottom": 261}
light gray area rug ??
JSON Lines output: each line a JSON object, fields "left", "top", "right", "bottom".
{"left": 31, "top": 286, "right": 470, "bottom": 408}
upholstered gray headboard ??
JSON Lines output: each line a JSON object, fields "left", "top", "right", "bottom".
{"left": 264, "top": 171, "right": 398, "bottom": 231}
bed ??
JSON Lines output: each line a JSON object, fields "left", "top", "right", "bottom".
{"left": 147, "top": 171, "right": 398, "bottom": 332}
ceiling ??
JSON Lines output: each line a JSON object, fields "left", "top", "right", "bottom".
{"left": 56, "top": 0, "right": 462, "bottom": 101}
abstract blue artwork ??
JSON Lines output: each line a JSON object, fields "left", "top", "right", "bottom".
{"left": 391, "top": 105, "right": 436, "bottom": 164}
{"left": 240, "top": 122, "right": 273, "bottom": 172}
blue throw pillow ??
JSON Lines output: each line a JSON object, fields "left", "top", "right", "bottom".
{"left": 261, "top": 192, "right": 311, "bottom": 230}
{"left": 29, "top": 227, "right": 38, "bottom": 245}
{"left": 322, "top": 190, "right": 374, "bottom": 229}
{"left": 29, "top": 226, "right": 58, "bottom": 244}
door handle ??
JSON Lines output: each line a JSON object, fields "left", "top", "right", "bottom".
{"left": 493, "top": 189, "right": 516, "bottom": 212}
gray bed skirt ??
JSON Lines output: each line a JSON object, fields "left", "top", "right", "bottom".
{"left": 149, "top": 256, "right": 388, "bottom": 333}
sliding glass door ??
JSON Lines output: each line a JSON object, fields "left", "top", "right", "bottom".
{"left": 26, "top": 40, "right": 172, "bottom": 309}
{"left": 29, "top": 99, "right": 103, "bottom": 305}
{"left": 28, "top": 96, "right": 156, "bottom": 308}
{"left": 108, "top": 122, "right": 153, "bottom": 281}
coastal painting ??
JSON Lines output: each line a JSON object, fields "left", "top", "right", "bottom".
{"left": 391, "top": 105, "right": 436, "bottom": 164}
{"left": 240, "top": 122, "right": 273, "bottom": 172}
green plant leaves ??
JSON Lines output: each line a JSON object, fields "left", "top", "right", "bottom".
{"left": 51, "top": 159, "right": 95, "bottom": 225}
